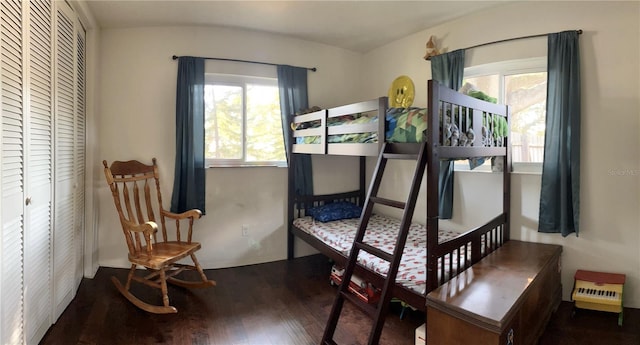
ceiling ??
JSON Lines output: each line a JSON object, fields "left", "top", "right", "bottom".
{"left": 84, "top": 1, "right": 505, "bottom": 53}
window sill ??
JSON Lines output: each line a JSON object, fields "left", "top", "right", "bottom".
{"left": 511, "top": 170, "right": 542, "bottom": 176}
{"left": 454, "top": 162, "right": 542, "bottom": 175}
{"left": 206, "top": 163, "right": 287, "bottom": 168}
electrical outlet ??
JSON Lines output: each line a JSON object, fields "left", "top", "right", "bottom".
{"left": 242, "top": 225, "right": 249, "bottom": 237}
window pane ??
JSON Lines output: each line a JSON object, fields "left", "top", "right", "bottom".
{"left": 505, "top": 73, "right": 546, "bottom": 163}
{"left": 463, "top": 75, "right": 499, "bottom": 98}
{"left": 245, "top": 84, "right": 285, "bottom": 162}
{"left": 205, "top": 84, "right": 243, "bottom": 159}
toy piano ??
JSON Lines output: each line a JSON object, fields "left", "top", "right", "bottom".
{"left": 572, "top": 269, "right": 626, "bottom": 326}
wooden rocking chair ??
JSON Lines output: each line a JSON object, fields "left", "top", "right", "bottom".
{"left": 103, "top": 158, "right": 216, "bottom": 314}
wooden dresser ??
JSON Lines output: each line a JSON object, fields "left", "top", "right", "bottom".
{"left": 425, "top": 240, "right": 562, "bottom": 345}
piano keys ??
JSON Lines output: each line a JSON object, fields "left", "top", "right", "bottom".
{"left": 572, "top": 269, "right": 625, "bottom": 326}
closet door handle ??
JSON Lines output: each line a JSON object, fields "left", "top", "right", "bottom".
{"left": 25, "top": 197, "right": 32, "bottom": 206}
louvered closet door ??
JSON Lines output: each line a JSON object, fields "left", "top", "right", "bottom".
{"left": 74, "top": 23, "right": 86, "bottom": 289}
{"left": 24, "top": 0, "right": 54, "bottom": 343}
{"left": 53, "top": 1, "right": 78, "bottom": 319}
{"left": 1, "top": 0, "right": 81, "bottom": 342}
{"left": 1, "top": 0, "right": 26, "bottom": 344}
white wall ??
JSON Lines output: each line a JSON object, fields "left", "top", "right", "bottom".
{"left": 96, "top": 26, "right": 364, "bottom": 269}
{"left": 362, "top": 1, "right": 640, "bottom": 307}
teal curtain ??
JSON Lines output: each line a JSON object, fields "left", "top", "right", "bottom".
{"left": 431, "top": 49, "right": 465, "bottom": 219}
{"left": 171, "top": 57, "right": 206, "bottom": 214}
{"left": 539, "top": 31, "right": 581, "bottom": 236}
{"left": 277, "top": 65, "right": 313, "bottom": 196}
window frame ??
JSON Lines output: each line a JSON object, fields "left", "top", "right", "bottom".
{"left": 463, "top": 57, "right": 547, "bottom": 174}
{"left": 204, "top": 73, "right": 286, "bottom": 168}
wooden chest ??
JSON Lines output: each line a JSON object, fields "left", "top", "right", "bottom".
{"left": 425, "top": 240, "right": 562, "bottom": 345}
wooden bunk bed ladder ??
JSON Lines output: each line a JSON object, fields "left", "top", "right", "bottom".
{"left": 321, "top": 142, "right": 428, "bottom": 345}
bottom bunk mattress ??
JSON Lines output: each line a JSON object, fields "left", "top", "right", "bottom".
{"left": 292, "top": 214, "right": 462, "bottom": 295}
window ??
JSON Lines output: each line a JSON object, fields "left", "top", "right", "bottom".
{"left": 463, "top": 58, "right": 547, "bottom": 173}
{"left": 204, "top": 74, "right": 286, "bottom": 167}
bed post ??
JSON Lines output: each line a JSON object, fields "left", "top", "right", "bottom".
{"left": 377, "top": 97, "right": 387, "bottom": 155}
{"left": 426, "top": 80, "right": 440, "bottom": 293}
{"left": 503, "top": 105, "right": 512, "bottom": 242}
{"left": 359, "top": 156, "right": 366, "bottom": 206}
{"left": 287, "top": 140, "right": 295, "bottom": 260}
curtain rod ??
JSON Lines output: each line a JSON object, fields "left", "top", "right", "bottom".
{"left": 172, "top": 55, "right": 317, "bottom": 72}
{"left": 426, "top": 29, "right": 582, "bottom": 60}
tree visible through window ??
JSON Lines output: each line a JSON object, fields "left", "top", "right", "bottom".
{"left": 505, "top": 73, "right": 546, "bottom": 163}
{"left": 464, "top": 58, "right": 547, "bottom": 171}
{"left": 204, "top": 74, "right": 286, "bottom": 167}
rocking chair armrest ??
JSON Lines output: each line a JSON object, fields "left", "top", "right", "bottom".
{"left": 121, "top": 219, "right": 158, "bottom": 255}
{"left": 161, "top": 209, "right": 202, "bottom": 221}
{"left": 121, "top": 218, "right": 158, "bottom": 235}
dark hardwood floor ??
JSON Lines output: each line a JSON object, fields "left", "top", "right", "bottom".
{"left": 40, "top": 254, "right": 639, "bottom": 345}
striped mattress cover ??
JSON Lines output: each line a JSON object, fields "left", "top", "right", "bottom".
{"left": 293, "top": 214, "right": 463, "bottom": 295}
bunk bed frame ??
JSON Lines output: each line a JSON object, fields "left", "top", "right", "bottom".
{"left": 286, "top": 79, "right": 511, "bottom": 311}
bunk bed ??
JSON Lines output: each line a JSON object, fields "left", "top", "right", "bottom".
{"left": 286, "top": 79, "right": 511, "bottom": 311}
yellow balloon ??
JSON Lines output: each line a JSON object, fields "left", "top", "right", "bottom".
{"left": 388, "top": 76, "right": 415, "bottom": 108}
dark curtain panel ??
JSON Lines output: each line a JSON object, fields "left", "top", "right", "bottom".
{"left": 539, "top": 31, "right": 581, "bottom": 236}
{"left": 277, "top": 65, "right": 313, "bottom": 196}
{"left": 431, "top": 49, "right": 465, "bottom": 219}
{"left": 171, "top": 57, "right": 206, "bottom": 214}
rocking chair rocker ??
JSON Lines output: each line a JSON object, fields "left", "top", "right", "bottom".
{"left": 103, "top": 158, "right": 216, "bottom": 314}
